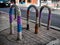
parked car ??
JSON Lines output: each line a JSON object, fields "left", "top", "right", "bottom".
{"left": 0, "top": 0, "right": 10, "bottom": 8}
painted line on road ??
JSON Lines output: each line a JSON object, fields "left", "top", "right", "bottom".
{"left": 0, "top": 11, "right": 60, "bottom": 31}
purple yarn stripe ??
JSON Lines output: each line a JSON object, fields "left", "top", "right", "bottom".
{"left": 10, "top": 15, "right": 13, "bottom": 23}
{"left": 17, "top": 16, "right": 22, "bottom": 25}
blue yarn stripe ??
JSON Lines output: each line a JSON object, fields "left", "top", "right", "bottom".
{"left": 17, "top": 24, "right": 22, "bottom": 32}
{"left": 9, "top": 8, "right": 13, "bottom": 15}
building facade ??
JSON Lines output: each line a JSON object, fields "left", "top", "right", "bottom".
{"left": 41, "top": 0, "right": 60, "bottom": 8}
{"left": 12, "top": 0, "right": 60, "bottom": 8}
{"left": 15, "top": 0, "right": 40, "bottom": 7}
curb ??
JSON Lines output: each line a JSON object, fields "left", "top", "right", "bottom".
{"left": 22, "top": 17, "right": 60, "bottom": 31}
{"left": 0, "top": 11, "right": 60, "bottom": 31}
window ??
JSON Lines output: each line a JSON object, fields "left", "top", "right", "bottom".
{"left": 28, "top": 0, "right": 31, "bottom": 2}
{"left": 19, "top": 0, "right": 21, "bottom": 2}
{"left": 19, "top": 0, "right": 25, "bottom": 2}
{"left": 52, "top": 0, "right": 60, "bottom": 2}
{"left": 41, "top": 0, "right": 47, "bottom": 2}
{"left": 19, "top": 0, "right": 25, "bottom": 4}
{"left": 44, "top": 0, "right": 47, "bottom": 1}
{"left": 23, "top": 0, "right": 25, "bottom": 2}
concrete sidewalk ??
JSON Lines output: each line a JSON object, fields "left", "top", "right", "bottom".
{"left": 0, "top": 12, "right": 60, "bottom": 45}
{"left": 0, "top": 12, "right": 9, "bottom": 31}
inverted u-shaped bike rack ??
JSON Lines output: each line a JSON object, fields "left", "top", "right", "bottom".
{"left": 39, "top": 5, "right": 51, "bottom": 30}
{"left": 27, "top": 5, "right": 38, "bottom": 34}
{"left": 9, "top": 4, "right": 22, "bottom": 40}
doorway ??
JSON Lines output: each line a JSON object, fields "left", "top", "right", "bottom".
{"left": 19, "top": 0, "right": 25, "bottom": 4}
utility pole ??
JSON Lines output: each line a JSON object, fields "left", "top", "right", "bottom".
{"left": 40, "top": 0, "right": 41, "bottom": 6}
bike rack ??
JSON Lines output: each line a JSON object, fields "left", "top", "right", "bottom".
{"left": 39, "top": 5, "right": 51, "bottom": 30}
{"left": 27, "top": 5, "right": 38, "bottom": 34}
{"left": 9, "top": 4, "right": 22, "bottom": 40}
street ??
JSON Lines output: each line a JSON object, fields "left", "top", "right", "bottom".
{"left": 0, "top": 8, "right": 60, "bottom": 29}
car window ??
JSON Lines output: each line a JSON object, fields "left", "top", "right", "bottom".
{"left": 0, "top": 0, "right": 9, "bottom": 2}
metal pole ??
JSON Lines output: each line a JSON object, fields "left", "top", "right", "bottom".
{"left": 14, "top": 0, "right": 22, "bottom": 40}
{"left": 9, "top": 4, "right": 22, "bottom": 40}
{"left": 47, "top": 8, "right": 51, "bottom": 30}
{"left": 15, "top": 5, "right": 22, "bottom": 40}
{"left": 39, "top": 5, "right": 51, "bottom": 30}
{"left": 9, "top": 6, "right": 14, "bottom": 34}
{"left": 14, "top": 8, "right": 17, "bottom": 19}
{"left": 26, "top": 9, "right": 29, "bottom": 30}
{"left": 27, "top": 5, "right": 38, "bottom": 34}
{"left": 35, "top": 9, "right": 38, "bottom": 34}
{"left": 40, "top": 0, "right": 41, "bottom": 6}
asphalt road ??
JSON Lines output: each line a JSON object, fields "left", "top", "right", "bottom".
{"left": 0, "top": 8, "right": 60, "bottom": 28}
